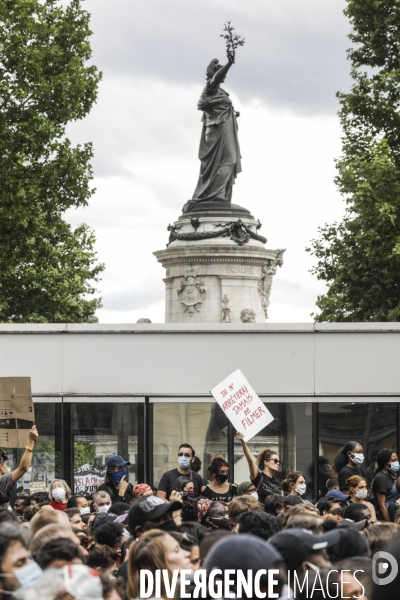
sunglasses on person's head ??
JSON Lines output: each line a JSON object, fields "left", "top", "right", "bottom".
{"left": 269, "top": 458, "right": 281, "bottom": 465}
{"left": 178, "top": 452, "right": 191, "bottom": 458}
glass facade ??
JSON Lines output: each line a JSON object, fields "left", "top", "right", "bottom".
{"left": 22, "top": 398, "right": 399, "bottom": 500}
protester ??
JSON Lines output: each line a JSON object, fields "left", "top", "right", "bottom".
{"left": 170, "top": 531, "right": 201, "bottom": 571}
{"left": 235, "top": 432, "right": 281, "bottom": 502}
{"left": 282, "top": 471, "right": 307, "bottom": 499}
{"left": 371, "top": 448, "right": 399, "bottom": 521}
{"left": 283, "top": 495, "right": 303, "bottom": 512}
{"left": 64, "top": 507, "right": 87, "bottom": 529}
{"left": 67, "top": 494, "right": 90, "bottom": 511}
{"left": 333, "top": 440, "right": 366, "bottom": 493}
{"left": 157, "top": 443, "right": 203, "bottom": 500}
{"left": 236, "top": 481, "right": 258, "bottom": 497}
{"left": 227, "top": 495, "right": 263, "bottom": 528}
{"left": 131, "top": 483, "right": 153, "bottom": 501}
{"left": 269, "top": 528, "right": 336, "bottom": 574}
{"left": 235, "top": 510, "right": 281, "bottom": 539}
{"left": 19, "top": 564, "right": 103, "bottom": 600}
{"left": 29, "top": 491, "right": 50, "bottom": 509}
{"left": 315, "top": 497, "right": 341, "bottom": 516}
{"left": 0, "top": 524, "right": 31, "bottom": 598}
{"left": 172, "top": 476, "right": 195, "bottom": 497}
{"left": 36, "top": 538, "right": 85, "bottom": 569}
{"left": 48, "top": 479, "right": 71, "bottom": 510}
{"left": 197, "top": 498, "right": 230, "bottom": 529}
{"left": 177, "top": 521, "right": 207, "bottom": 544}
{"left": 29, "top": 505, "right": 70, "bottom": 535}
{"left": 97, "top": 455, "right": 134, "bottom": 504}
{"left": 342, "top": 475, "right": 377, "bottom": 519}
{"left": 30, "top": 524, "right": 83, "bottom": 561}
{"left": 127, "top": 494, "right": 182, "bottom": 537}
{"left": 387, "top": 476, "right": 400, "bottom": 522}
{"left": 92, "top": 490, "right": 112, "bottom": 514}
{"left": 200, "top": 455, "right": 237, "bottom": 501}
{"left": 126, "top": 530, "right": 191, "bottom": 600}
{"left": 326, "top": 477, "right": 340, "bottom": 491}
{"left": 0, "top": 426, "right": 38, "bottom": 511}
{"left": 87, "top": 544, "right": 119, "bottom": 576}
{"left": 362, "top": 521, "right": 398, "bottom": 553}
{"left": 264, "top": 493, "right": 284, "bottom": 516}
{"left": 13, "top": 496, "right": 31, "bottom": 517}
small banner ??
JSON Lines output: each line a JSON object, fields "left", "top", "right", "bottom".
{"left": 211, "top": 369, "right": 273, "bottom": 442}
{"left": 0, "top": 377, "right": 34, "bottom": 448}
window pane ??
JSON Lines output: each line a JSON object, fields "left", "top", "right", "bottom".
{"left": 234, "top": 402, "right": 313, "bottom": 496}
{"left": 318, "top": 402, "right": 397, "bottom": 497}
{"left": 71, "top": 402, "right": 139, "bottom": 493}
{"left": 153, "top": 402, "right": 228, "bottom": 486}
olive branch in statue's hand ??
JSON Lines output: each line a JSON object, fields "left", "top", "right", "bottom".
{"left": 221, "top": 21, "right": 245, "bottom": 63}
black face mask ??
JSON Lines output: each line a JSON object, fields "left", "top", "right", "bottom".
{"left": 216, "top": 473, "right": 228, "bottom": 484}
{"left": 157, "top": 519, "right": 178, "bottom": 532}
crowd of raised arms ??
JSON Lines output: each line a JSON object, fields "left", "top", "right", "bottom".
{"left": 0, "top": 428, "right": 400, "bottom": 599}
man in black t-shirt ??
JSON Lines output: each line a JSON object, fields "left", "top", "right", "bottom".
{"left": 157, "top": 443, "right": 203, "bottom": 500}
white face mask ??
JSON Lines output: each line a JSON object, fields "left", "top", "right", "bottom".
{"left": 295, "top": 484, "right": 307, "bottom": 496}
{"left": 97, "top": 504, "right": 110, "bottom": 513}
{"left": 350, "top": 453, "right": 364, "bottom": 465}
{"left": 250, "top": 492, "right": 259, "bottom": 501}
{"left": 52, "top": 487, "right": 66, "bottom": 500}
{"left": 355, "top": 490, "right": 368, "bottom": 500}
{"left": 80, "top": 506, "right": 90, "bottom": 515}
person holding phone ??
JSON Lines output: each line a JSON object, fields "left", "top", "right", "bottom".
{"left": 0, "top": 425, "right": 39, "bottom": 510}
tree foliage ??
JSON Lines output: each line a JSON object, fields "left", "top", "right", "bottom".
{"left": 308, "top": 0, "right": 400, "bottom": 321}
{"left": 0, "top": 0, "right": 104, "bottom": 322}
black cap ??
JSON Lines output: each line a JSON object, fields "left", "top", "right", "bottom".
{"left": 106, "top": 455, "right": 131, "bottom": 469}
{"left": 204, "top": 534, "right": 283, "bottom": 576}
{"left": 127, "top": 495, "right": 181, "bottom": 532}
{"left": 269, "top": 528, "right": 340, "bottom": 571}
{"left": 283, "top": 495, "right": 303, "bottom": 507}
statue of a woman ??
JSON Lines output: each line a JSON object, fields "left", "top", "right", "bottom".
{"left": 183, "top": 51, "right": 241, "bottom": 213}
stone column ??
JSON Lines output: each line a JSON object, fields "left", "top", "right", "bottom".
{"left": 154, "top": 209, "right": 285, "bottom": 324}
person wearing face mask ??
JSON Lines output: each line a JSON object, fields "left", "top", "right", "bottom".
{"left": 97, "top": 455, "right": 134, "bottom": 504}
{"left": 172, "top": 476, "right": 196, "bottom": 499}
{"left": 48, "top": 479, "right": 71, "bottom": 511}
{"left": 371, "top": 448, "right": 400, "bottom": 522}
{"left": 157, "top": 443, "right": 203, "bottom": 500}
{"left": 197, "top": 498, "right": 231, "bottom": 529}
{"left": 341, "top": 475, "right": 376, "bottom": 519}
{"left": 282, "top": 471, "right": 307, "bottom": 500}
{"left": 93, "top": 490, "right": 112, "bottom": 514}
{"left": 333, "top": 440, "right": 366, "bottom": 494}
{"left": 201, "top": 455, "right": 237, "bottom": 502}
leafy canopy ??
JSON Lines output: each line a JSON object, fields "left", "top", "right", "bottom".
{"left": 308, "top": 0, "right": 400, "bottom": 322}
{"left": 0, "top": 0, "right": 104, "bottom": 322}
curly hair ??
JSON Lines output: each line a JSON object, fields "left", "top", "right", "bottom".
{"left": 94, "top": 521, "right": 124, "bottom": 548}
{"left": 207, "top": 456, "right": 228, "bottom": 479}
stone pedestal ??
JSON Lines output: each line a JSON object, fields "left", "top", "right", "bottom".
{"left": 154, "top": 208, "right": 285, "bottom": 324}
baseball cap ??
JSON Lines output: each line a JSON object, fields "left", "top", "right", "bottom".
{"left": 204, "top": 534, "right": 283, "bottom": 577}
{"left": 325, "top": 490, "right": 349, "bottom": 501}
{"left": 106, "top": 455, "right": 131, "bottom": 469}
{"left": 269, "top": 528, "right": 340, "bottom": 571}
{"left": 127, "top": 495, "right": 182, "bottom": 532}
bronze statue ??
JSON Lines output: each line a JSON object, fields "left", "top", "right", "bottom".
{"left": 183, "top": 23, "right": 245, "bottom": 213}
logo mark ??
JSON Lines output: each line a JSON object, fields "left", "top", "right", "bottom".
{"left": 372, "top": 551, "right": 398, "bottom": 585}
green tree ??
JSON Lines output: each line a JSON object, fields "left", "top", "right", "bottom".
{"left": 0, "top": 0, "right": 104, "bottom": 322}
{"left": 308, "top": 0, "right": 400, "bottom": 321}
{"left": 74, "top": 440, "right": 95, "bottom": 467}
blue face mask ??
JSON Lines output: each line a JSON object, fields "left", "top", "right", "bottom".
{"left": 111, "top": 469, "right": 126, "bottom": 484}
{"left": 178, "top": 457, "right": 191, "bottom": 469}
{"left": 388, "top": 461, "right": 399, "bottom": 474}
{"left": 15, "top": 560, "right": 43, "bottom": 588}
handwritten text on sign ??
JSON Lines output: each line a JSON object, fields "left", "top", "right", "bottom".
{"left": 211, "top": 369, "right": 274, "bottom": 442}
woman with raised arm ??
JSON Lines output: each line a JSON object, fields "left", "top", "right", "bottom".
{"left": 183, "top": 49, "right": 242, "bottom": 213}
{"left": 235, "top": 432, "right": 281, "bottom": 504}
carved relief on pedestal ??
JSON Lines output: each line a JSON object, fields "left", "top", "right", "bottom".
{"left": 240, "top": 309, "right": 256, "bottom": 323}
{"left": 177, "top": 275, "right": 206, "bottom": 316}
{"left": 258, "top": 250, "right": 285, "bottom": 319}
{"left": 222, "top": 295, "right": 231, "bottom": 323}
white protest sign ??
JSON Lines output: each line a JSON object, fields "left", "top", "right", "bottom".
{"left": 211, "top": 369, "right": 273, "bottom": 442}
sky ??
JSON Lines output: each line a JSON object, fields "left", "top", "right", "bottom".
{"left": 66, "top": 0, "right": 351, "bottom": 323}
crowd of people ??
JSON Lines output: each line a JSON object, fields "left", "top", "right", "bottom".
{"left": 0, "top": 428, "right": 400, "bottom": 599}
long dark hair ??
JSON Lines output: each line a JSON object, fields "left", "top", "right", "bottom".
{"left": 172, "top": 476, "right": 192, "bottom": 493}
{"left": 375, "top": 448, "right": 395, "bottom": 474}
{"left": 333, "top": 441, "right": 359, "bottom": 474}
{"left": 208, "top": 456, "right": 228, "bottom": 479}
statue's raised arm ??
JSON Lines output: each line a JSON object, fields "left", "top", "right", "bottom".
{"left": 183, "top": 23, "right": 245, "bottom": 214}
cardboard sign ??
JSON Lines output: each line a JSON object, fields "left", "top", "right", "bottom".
{"left": 211, "top": 369, "right": 273, "bottom": 442}
{"left": 0, "top": 378, "right": 34, "bottom": 448}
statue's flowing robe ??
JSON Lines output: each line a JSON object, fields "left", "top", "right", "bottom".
{"left": 192, "top": 84, "right": 242, "bottom": 203}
